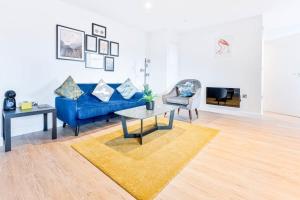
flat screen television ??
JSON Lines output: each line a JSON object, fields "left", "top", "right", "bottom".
{"left": 206, "top": 87, "right": 241, "bottom": 108}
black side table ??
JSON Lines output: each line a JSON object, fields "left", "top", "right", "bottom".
{"left": 2, "top": 105, "right": 57, "bottom": 152}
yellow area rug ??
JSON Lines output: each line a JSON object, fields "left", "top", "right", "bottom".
{"left": 71, "top": 118, "right": 218, "bottom": 200}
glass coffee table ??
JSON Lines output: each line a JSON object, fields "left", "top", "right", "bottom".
{"left": 115, "top": 104, "right": 178, "bottom": 145}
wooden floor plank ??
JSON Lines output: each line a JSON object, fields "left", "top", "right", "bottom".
{"left": 0, "top": 111, "right": 300, "bottom": 200}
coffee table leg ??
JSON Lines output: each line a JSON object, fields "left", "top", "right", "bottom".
{"left": 140, "top": 119, "right": 143, "bottom": 145}
{"left": 121, "top": 116, "right": 129, "bottom": 137}
{"left": 168, "top": 110, "right": 175, "bottom": 129}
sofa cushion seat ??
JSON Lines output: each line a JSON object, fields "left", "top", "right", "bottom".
{"left": 108, "top": 100, "right": 145, "bottom": 112}
{"left": 77, "top": 102, "right": 111, "bottom": 119}
{"left": 166, "top": 96, "right": 189, "bottom": 105}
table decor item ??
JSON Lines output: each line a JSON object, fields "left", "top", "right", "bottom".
{"left": 3, "top": 90, "right": 16, "bottom": 111}
{"left": 20, "top": 101, "right": 33, "bottom": 110}
{"left": 141, "top": 84, "right": 156, "bottom": 110}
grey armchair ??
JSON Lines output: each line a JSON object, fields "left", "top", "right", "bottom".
{"left": 162, "top": 79, "right": 201, "bottom": 122}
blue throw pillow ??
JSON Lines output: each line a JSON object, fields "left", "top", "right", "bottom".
{"left": 177, "top": 82, "right": 194, "bottom": 97}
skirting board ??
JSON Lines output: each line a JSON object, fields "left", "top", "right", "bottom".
{"left": 199, "top": 106, "right": 262, "bottom": 119}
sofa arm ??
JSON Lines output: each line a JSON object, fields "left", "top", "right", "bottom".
{"left": 55, "top": 97, "right": 78, "bottom": 127}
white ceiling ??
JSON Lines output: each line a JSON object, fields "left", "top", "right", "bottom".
{"left": 61, "top": 0, "right": 296, "bottom": 32}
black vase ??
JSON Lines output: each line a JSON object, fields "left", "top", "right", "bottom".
{"left": 146, "top": 101, "right": 155, "bottom": 110}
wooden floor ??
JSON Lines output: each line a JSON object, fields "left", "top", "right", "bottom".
{"left": 1, "top": 110, "right": 300, "bottom": 200}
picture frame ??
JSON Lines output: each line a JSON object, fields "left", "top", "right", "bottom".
{"left": 104, "top": 56, "right": 114, "bottom": 71}
{"left": 85, "top": 52, "right": 104, "bottom": 69}
{"left": 110, "top": 41, "right": 119, "bottom": 57}
{"left": 56, "top": 25, "right": 85, "bottom": 62}
{"left": 92, "top": 23, "right": 106, "bottom": 38}
{"left": 99, "top": 39, "right": 109, "bottom": 55}
{"left": 85, "top": 35, "right": 97, "bottom": 52}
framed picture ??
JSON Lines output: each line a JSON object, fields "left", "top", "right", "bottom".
{"left": 110, "top": 41, "right": 119, "bottom": 57}
{"left": 99, "top": 39, "right": 109, "bottom": 55}
{"left": 215, "top": 35, "right": 233, "bottom": 57}
{"left": 56, "top": 25, "right": 85, "bottom": 61}
{"left": 85, "top": 35, "right": 97, "bottom": 52}
{"left": 92, "top": 23, "right": 106, "bottom": 38}
{"left": 85, "top": 52, "right": 104, "bottom": 69}
{"left": 104, "top": 56, "right": 114, "bottom": 71}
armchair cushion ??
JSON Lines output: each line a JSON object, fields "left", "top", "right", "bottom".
{"left": 177, "top": 81, "right": 195, "bottom": 97}
{"left": 166, "top": 96, "right": 189, "bottom": 105}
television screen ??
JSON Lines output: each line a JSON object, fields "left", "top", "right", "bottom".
{"left": 206, "top": 87, "right": 241, "bottom": 108}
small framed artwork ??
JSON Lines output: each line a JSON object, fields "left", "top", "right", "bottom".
{"left": 104, "top": 56, "right": 114, "bottom": 71}
{"left": 92, "top": 23, "right": 106, "bottom": 38}
{"left": 99, "top": 39, "right": 109, "bottom": 55}
{"left": 110, "top": 41, "right": 119, "bottom": 57}
{"left": 85, "top": 52, "right": 104, "bottom": 69}
{"left": 85, "top": 35, "right": 97, "bottom": 52}
{"left": 56, "top": 25, "right": 85, "bottom": 62}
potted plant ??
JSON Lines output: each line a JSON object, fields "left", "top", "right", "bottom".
{"left": 141, "top": 84, "right": 156, "bottom": 110}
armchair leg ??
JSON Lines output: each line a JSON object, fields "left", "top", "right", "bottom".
{"left": 195, "top": 109, "right": 199, "bottom": 118}
{"left": 178, "top": 108, "right": 180, "bottom": 114}
{"left": 75, "top": 126, "right": 80, "bottom": 136}
{"left": 189, "top": 110, "right": 192, "bottom": 123}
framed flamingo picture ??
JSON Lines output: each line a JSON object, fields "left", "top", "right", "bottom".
{"left": 215, "top": 36, "right": 232, "bottom": 56}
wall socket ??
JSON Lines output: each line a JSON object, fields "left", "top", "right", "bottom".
{"left": 242, "top": 94, "right": 247, "bottom": 98}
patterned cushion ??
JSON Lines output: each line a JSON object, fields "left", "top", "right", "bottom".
{"left": 177, "top": 82, "right": 195, "bottom": 97}
{"left": 116, "top": 79, "right": 138, "bottom": 99}
{"left": 92, "top": 79, "right": 114, "bottom": 102}
{"left": 55, "top": 76, "right": 84, "bottom": 100}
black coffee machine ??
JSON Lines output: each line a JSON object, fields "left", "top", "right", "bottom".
{"left": 3, "top": 90, "right": 16, "bottom": 111}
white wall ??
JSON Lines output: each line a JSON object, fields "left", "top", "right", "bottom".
{"left": 0, "top": 0, "right": 147, "bottom": 137}
{"left": 178, "top": 16, "right": 263, "bottom": 116}
{"left": 264, "top": 34, "right": 300, "bottom": 117}
{"left": 263, "top": 0, "right": 300, "bottom": 40}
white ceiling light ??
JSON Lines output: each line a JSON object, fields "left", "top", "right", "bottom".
{"left": 144, "top": 1, "right": 152, "bottom": 10}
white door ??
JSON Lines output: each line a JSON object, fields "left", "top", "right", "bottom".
{"left": 264, "top": 34, "right": 300, "bottom": 117}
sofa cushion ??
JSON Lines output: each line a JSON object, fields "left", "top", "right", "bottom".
{"left": 108, "top": 100, "right": 145, "bottom": 112}
{"left": 166, "top": 96, "right": 189, "bottom": 105}
{"left": 116, "top": 79, "right": 138, "bottom": 99}
{"left": 55, "top": 76, "right": 84, "bottom": 100}
{"left": 92, "top": 79, "right": 114, "bottom": 102}
{"left": 77, "top": 102, "right": 111, "bottom": 119}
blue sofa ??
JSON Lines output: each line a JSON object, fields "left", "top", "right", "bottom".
{"left": 55, "top": 83, "right": 145, "bottom": 136}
